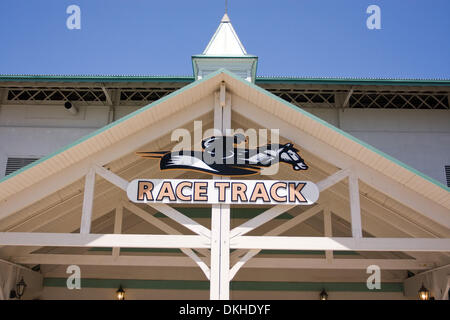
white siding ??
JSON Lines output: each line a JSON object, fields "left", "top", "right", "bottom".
{"left": 304, "top": 108, "right": 450, "bottom": 185}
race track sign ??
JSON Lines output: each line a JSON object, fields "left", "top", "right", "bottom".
{"left": 127, "top": 179, "right": 319, "bottom": 205}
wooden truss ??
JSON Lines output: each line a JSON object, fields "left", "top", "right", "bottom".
{"left": 0, "top": 84, "right": 449, "bottom": 300}
{"left": 1, "top": 82, "right": 449, "bottom": 109}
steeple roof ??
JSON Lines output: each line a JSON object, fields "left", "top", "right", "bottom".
{"left": 203, "top": 14, "right": 247, "bottom": 56}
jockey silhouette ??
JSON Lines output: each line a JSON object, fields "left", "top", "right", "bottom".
{"left": 137, "top": 134, "right": 308, "bottom": 176}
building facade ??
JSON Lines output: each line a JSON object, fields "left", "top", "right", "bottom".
{"left": 0, "top": 14, "right": 449, "bottom": 300}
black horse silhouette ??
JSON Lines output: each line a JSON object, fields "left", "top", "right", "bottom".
{"left": 136, "top": 135, "right": 308, "bottom": 176}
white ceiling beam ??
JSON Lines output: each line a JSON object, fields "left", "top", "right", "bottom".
{"left": 231, "top": 236, "right": 450, "bottom": 252}
{"left": 324, "top": 207, "right": 333, "bottom": 263}
{"left": 11, "top": 254, "right": 435, "bottom": 270}
{"left": 315, "top": 168, "right": 351, "bottom": 191}
{"left": 101, "top": 85, "right": 113, "bottom": 106}
{"left": 0, "top": 232, "right": 210, "bottom": 249}
{"left": 112, "top": 203, "right": 123, "bottom": 258}
{"left": 80, "top": 168, "right": 96, "bottom": 234}
{"left": 349, "top": 172, "right": 363, "bottom": 238}
{"left": 343, "top": 88, "right": 354, "bottom": 108}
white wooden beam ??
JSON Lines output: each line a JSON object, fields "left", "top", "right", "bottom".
{"left": 222, "top": 86, "right": 231, "bottom": 131}
{"left": 101, "top": 85, "right": 113, "bottom": 106}
{"left": 231, "top": 236, "right": 450, "bottom": 252}
{"left": 315, "top": 168, "right": 350, "bottom": 191}
{"left": 210, "top": 88, "right": 231, "bottom": 300}
{"left": 324, "top": 207, "right": 333, "bottom": 263}
{"left": 348, "top": 172, "right": 363, "bottom": 238}
{"left": 0, "top": 233, "right": 210, "bottom": 248}
{"left": 80, "top": 168, "right": 96, "bottom": 234}
{"left": 210, "top": 204, "right": 230, "bottom": 299}
{"left": 219, "top": 82, "right": 226, "bottom": 108}
{"left": 214, "top": 92, "right": 222, "bottom": 133}
{"left": 343, "top": 88, "right": 354, "bottom": 108}
{"left": 245, "top": 257, "right": 435, "bottom": 270}
{"left": 0, "top": 273, "right": 4, "bottom": 300}
{"left": 2, "top": 264, "right": 15, "bottom": 301}
{"left": 112, "top": 204, "right": 123, "bottom": 258}
{"left": 94, "top": 165, "right": 128, "bottom": 190}
{"left": 11, "top": 254, "right": 435, "bottom": 270}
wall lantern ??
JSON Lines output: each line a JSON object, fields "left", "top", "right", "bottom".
{"left": 10, "top": 277, "right": 27, "bottom": 299}
{"left": 418, "top": 283, "right": 430, "bottom": 300}
{"left": 116, "top": 285, "right": 125, "bottom": 300}
{"left": 319, "top": 288, "right": 328, "bottom": 300}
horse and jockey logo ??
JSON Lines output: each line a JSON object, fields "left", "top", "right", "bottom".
{"left": 136, "top": 134, "right": 308, "bottom": 176}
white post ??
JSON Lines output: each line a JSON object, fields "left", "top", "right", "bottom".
{"left": 2, "top": 265, "right": 15, "bottom": 300}
{"left": 349, "top": 172, "right": 363, "bottom": 238}
{"left": 324, "top": 207, "right": 333, "bottom": 263}
{"left": 80, "top": 167, "right": 96, "bottom": 234}
{"left": 112, "top": 203, "right": 123, "bottom": 258}
{"left": 210, "top": 84, "right": 231, "bottom": 300}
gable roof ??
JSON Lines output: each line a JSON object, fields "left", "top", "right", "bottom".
{"left": 0, "top": 69, "right": 448, "bottom": 224}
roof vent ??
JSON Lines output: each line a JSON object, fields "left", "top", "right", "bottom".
{"left": 5, "top": 157, "right": 39, "bottom": 176}
{"left": 445, "top": 166, "right": 450, "bottom": 187}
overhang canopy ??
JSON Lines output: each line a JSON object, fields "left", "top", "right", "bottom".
{"left": 0, "top": 69, "right": 448, "bottom": 219}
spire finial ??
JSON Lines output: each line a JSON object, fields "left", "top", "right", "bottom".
{"left": 225, "top": 0, "right": 228, "bottom": 14}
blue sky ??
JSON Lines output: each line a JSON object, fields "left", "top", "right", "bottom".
{"left": 0, "top": 0, "right": 449, "bottom": 78}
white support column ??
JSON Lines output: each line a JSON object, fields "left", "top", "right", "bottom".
{"left": 80, "top": 167, "right": 96, "bottom": 234}
{"left": 2, "top": 265, "right": 15, "bottom": 300}
{"left": 324, "top": 207, "right": 333, "bottom": 263}
{"left": 220, "top": 84, "right": 231, "bottom": 299}
{"left": 210, "top": 204, "right": 229, "bottom": 299}
{"left": 112, "top": 203, "right": 123, "bottom": 259}
{"left": 210, "top": 85, "right": 231, "bottom": 300}
{"left": 348, "top": 172, "right": 363, "bottom": 238}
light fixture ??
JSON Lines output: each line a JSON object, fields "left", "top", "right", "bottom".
{"left": 319, "top": 288, "right": 328, "bottom": 300}
{"left": 116, "top": 285, "right": 125, "bottom": 300}
{"left": 418, "top": 283, "right": 430, "bottom": 300}
{"left": 10, "top": 277, "right": 27, "bottom": 299}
